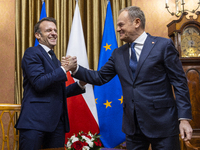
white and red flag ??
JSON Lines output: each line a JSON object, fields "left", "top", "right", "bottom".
{"left": 65, "top": 1, "right": 99, "bottom": 143}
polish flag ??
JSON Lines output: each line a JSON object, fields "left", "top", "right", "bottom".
{"left": 65, "top": 1, "right": 99, "bottom": 143}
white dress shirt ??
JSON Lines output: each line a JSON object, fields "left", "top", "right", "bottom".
{"left": 129, "top": 31, "right": 148, "bottom": 61}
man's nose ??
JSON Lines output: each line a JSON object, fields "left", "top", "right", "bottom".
{"left": 116, "top": 26, "right": 120, "bottom": 32}
{"left": 51, "top": 30, "right": 57, "bottom": 35}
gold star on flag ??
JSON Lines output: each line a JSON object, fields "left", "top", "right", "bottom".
{"left": 118, "top": 96, "right": 123, "bottom": 104}
{"left": 103, "top": 100, "right": 112, "bottom": 108}
{"left": 95, "top": 98, "right": 98, "bottom": 104}
{"left": 103, "top": 43, "right": 111, "bottom": 51}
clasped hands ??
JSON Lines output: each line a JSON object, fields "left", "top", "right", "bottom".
{"left": 61, "top": 56, "right": 87, "bottom": 87}
{"left": 61, "top": 56, "right": 77, "bottom": 72}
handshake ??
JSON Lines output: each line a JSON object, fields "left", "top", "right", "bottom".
{"left": 62, "top": 56, "right": 87, "bottom": 87}
{"left": 61, "top": 56, "right": 77, "bottom": 72}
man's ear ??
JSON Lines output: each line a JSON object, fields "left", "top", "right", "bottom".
{"left": 135, "top": 18, "right": 141, "bottom": 28}
{"left": 35, "top": 32, "right": 41, "bottom": 40}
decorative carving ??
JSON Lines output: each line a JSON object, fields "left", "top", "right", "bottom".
{"left": 0, "top": 104, "right": 21, "bottom": 150}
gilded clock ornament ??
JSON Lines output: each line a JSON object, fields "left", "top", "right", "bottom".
{"left": 181, "top": 27, "right": 200, "bottom": 57}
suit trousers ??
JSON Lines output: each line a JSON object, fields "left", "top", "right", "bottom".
{"left": 19, "top": 116, "right": 65, "bottom": 150}
{"left": 126, "top": 113, "right": 180, "bottom": 150}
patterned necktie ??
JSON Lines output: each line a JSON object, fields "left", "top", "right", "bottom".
{"left": 48, "top": 50, "right": 58, "bottom": 67}
{"left": 129, "top": 43, "right": 138, "bottom": 78}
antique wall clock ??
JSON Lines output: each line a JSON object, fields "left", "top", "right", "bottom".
{"left": 181, "top": 26, "right": 200, "bottom": 57}
{"left": 167, "top": 12, "right": 200, "bottom": 62}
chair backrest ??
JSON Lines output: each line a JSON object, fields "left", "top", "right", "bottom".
{"left": 0, "top": 103, "right": 21, "bottom": 150}
{"left": 185, "top": 141, "right": 200, "bottom": 150}
{"left": 186, "top": 69, "right": 200, "bottom": 130}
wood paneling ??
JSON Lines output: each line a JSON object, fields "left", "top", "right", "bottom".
{"left": 0, "top": 0, "right": 15, "bottom": 103}
{"left": 185, "top": 66, "right": 200, "bottom": 129}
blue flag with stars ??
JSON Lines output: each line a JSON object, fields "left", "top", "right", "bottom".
{"left": 34, "top": 1, "right": 47, "bottom": 46}
{"left": 94, "top": 1, "right": 125, "bottom": 148}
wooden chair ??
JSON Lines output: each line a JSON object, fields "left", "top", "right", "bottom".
{"left": 184, "top": 141, "right": 200, "bottom": 150}
{"left": 0, "top": 103, "right": 21, "bottom": 150}
{"left": 183, "top": 131, "right": 200, "bottom": 150}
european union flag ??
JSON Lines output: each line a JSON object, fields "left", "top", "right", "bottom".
{"left": 94, "top": 1, "right": 125, "bottom": 148}
{"left": 34, "top": 1, "right": 47, "bottom": 46}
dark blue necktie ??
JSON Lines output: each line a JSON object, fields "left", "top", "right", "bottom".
{"left": 48, "top": 50, "right": 58, "bottom": 67}
{"left": 129, "top": 43, "right": 138, "bottom": 78}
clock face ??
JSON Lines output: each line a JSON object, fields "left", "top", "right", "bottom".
{"left": 181, "top": 27, "right": 200, "bottom": 57}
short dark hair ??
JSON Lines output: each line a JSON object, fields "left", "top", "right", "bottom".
{"left": 34, "top": 17, "right": 57, "bottom": 34}
{"left": 119, "top": 6, "right": 146, "bottom": 29}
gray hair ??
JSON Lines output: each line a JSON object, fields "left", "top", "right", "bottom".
{"left": 119, "top": 6, "right": 145, "bottom": 29}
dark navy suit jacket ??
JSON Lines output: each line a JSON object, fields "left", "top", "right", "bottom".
{"left": 15, "top": 45, "right": 85, "bottom": 133}
{"left": 73, "top": 34, "right": 192, "bottom": 138}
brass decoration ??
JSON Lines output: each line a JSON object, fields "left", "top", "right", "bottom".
{"left": 181, "top": 27, "right": 200, "bottom": 57}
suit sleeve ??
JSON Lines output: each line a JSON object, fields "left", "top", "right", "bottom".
{"left": 164, "top": 39, "right": 192, "bottom": 119}
{"left": 73, "top": 54, "right": 117, "bottom": 85}
{"left": 65, "top": 82, "right": 85, "bottom": 97}
{"left": 22, "top": 47, "right": 67, "bottom": 92}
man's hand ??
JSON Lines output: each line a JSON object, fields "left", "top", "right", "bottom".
{"left": 61, "top": 56, "right": 77, "bottom": 72}
{"left": 179, "top": 120, "right": 193, "bottom": 141}
{"left": 61, "top": 56, "right": 70, "bottom": 67}
{"left": 79, "top": 80, "right": 87, "bottom": 87}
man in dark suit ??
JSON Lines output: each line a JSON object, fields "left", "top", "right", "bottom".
{"left": 64, "top": 6, "right": 193, "bottom": 150}
{"left": 15, "top": 17, "right": 86, "bottom": 150}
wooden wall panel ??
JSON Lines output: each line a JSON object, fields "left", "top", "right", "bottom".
{"left": 132, "top": 0, "right": 199, "bottom": 38}
{"left": 0, "top": 0, "right": 15, "bottom": 104}
{"left": 0, "top": 0, "right": 15, "bottom": 149}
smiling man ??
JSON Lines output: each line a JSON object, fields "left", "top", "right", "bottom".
{"left": 15, "top": 17, "right": 86, "bottom": 150}
{"left": 65, "top": 6, "right": 193, "bottom": 150}
{"left": 35, "top": 19, "right": 58, "bottom": 49}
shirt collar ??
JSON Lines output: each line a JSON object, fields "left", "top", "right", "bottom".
{"left": 39, "top": 43, "right": 52, "bottom": 53}
{"left": 133, "top": 31, "right": 148, "bottom": 45}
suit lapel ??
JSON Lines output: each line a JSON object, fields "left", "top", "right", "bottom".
{"left": 133, "top": 34, "right": 156, "bottom": 82}
{"left": 37, "top": 45, "right": 58, "bottom": 69}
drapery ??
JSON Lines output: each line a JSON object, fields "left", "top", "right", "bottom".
{"left": 15, "top": 0, "right": 131, "bottom": 104}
